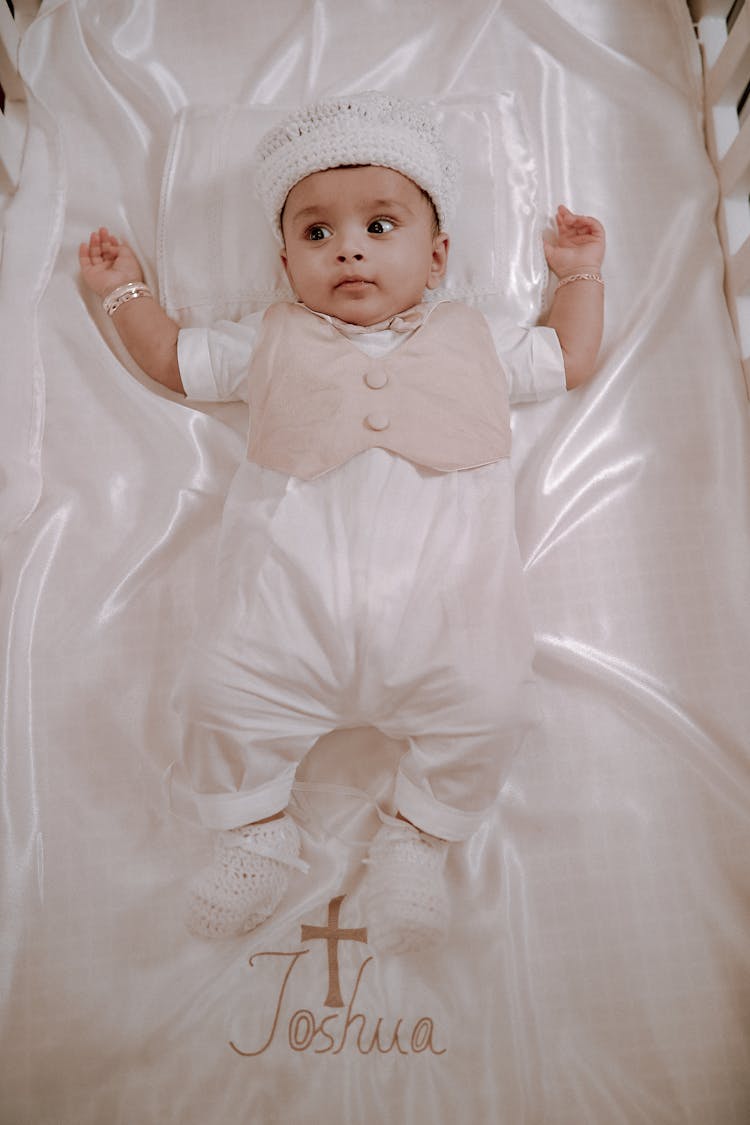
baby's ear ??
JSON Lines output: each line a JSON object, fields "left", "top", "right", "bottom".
{"left": 280, "top": 249, "right": 295, "bottom": 289}
{"left": 426, "top": 232, "right": 449, "bottom": 289}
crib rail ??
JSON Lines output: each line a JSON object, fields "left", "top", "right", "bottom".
{"left": 690, "top": 0, "right": 750, "bottom": 396}
{"left": 0, "top": 0, "right": 38, "bottom": 205}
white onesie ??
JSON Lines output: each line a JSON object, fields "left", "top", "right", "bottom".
{"left": 170, "top": 302, "right": 565, "bottom": 841}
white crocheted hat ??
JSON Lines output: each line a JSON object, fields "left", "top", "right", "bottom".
{"left": 254, "top": 91, "right": 459, "bottom": 241}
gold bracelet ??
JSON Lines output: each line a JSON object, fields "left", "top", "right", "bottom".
{"left": 103, "top": 282, "right": 152, "bottom": 316}
{"left": 555, "top": 271, "right": 604, "bottom": 290}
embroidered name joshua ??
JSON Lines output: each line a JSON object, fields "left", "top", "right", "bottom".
{"left": 229, "top": 951, "right": 447, "bottom": 1057}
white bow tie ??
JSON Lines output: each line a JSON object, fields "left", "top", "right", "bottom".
{"left": 327, "top": 305, "right": 427, "bottom": 336}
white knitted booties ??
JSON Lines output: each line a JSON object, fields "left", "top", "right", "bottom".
{"left": 186, "top": 815, "right": 303, "bottom": 940}
{"left": 361, "top": 818, "right": 450, "bottom": 955}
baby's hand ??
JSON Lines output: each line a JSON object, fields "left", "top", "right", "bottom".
{"left": 543, "top": 205, "right": 605, "bottom": 278}
{"left": 78, "top": 227, "right": 144, "bottom": 298}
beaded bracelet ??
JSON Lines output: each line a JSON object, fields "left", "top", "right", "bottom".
{"left": 103, "top": 282, "right": 153, "bottom": 316}
{"left": 555, "top": 271, "right": 604, "bottom": 290}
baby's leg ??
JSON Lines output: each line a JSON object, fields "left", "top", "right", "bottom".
{"left": 360, "top": 547, "right": 537, "bottom": 952}
{"left": 172, "top": 462, "right": 376, "bottom": 939}
{"left": 360, "top": 662, "right": 538, "bottom": 952}
{"left": 172, "top": 625, "right": 344, "bottom": 940}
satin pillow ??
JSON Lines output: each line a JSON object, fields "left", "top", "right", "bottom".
{"left": 157, "top": 94, "right": 549, "bottom": 328}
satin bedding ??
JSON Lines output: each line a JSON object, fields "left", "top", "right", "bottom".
{"left": 2, "top": 2, "right": 750, "bottom": 1122}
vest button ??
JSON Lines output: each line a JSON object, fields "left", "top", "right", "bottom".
{"left": 366, "top": 412, "right": 390, "bottom": 432}
{"left": 364, "top": 369, "right": 389, "bottom": 389}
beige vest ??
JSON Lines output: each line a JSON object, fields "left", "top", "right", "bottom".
{"left": 245, "top": 301, "right": 511, "bottom": 480}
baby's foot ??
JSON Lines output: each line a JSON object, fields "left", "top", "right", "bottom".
{"left": 186, "top": 815, "right": 302, "bottom": 939}
{"left": 361, "top": 819, "right": 450, "bottom": 954}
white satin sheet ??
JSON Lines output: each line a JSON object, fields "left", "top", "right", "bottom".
{"left": 2, "top": 2, "right": 750, "bottom": 1123}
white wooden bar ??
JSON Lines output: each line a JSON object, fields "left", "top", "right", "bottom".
{"left": 690, "top": 0, "right": 750, "bottom": 396}
{"left": 0, "top": 2, "right": 24, "bottom": 102}
{"left": 0, "top": 0, "right": 41, "bottom": 202}
{"left": 0, "top": 1, "right": 23, "bottom": 199}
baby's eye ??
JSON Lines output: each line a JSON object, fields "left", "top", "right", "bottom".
{"left": 306, "top": 225, "right": 332, "bottom": 241}
{"left": 368, "top": 219, "right": 395, "bottom": 235}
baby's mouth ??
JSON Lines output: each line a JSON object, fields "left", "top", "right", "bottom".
{"left": 335, "top": 277, "right": 373, "bottom": 289}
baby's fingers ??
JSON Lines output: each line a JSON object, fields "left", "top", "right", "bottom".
{"left": 80, "top": 229, "right": 103, "bottom": 265}
{"left": 97, "top": 226, "right": 122, "bottom": 262}
{"left": 557, "top": 205, "right": 603, "bottom": 237}
{"left": 556, "top": 205, "right": 585, "bottom": 230}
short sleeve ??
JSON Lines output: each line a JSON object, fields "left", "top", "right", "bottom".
{"left": 484, "top": 309, "right": 566, "bottom": 403}
{"left": 177, "top": 310, "right": 265, "bottom": 403}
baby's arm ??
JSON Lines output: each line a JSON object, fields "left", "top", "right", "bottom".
{"left": 543, "top": 206, "right": 605, "bottom": 390}
{"left": 79, "top": 228, "right": 184, "bottom": 394}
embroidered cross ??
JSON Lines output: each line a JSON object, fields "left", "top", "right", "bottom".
{"left": 300, "top": 895, "right": 368, "bottom": 1009}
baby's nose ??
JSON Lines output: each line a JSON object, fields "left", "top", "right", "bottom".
{"left": 336, "top": 250, "right": 364, "bottom": 262}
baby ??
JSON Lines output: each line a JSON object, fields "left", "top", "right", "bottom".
{"left": 80, "top": 92, "right": 605, "bottom": 954}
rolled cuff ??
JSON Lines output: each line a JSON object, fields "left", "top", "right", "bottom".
{"left": 177, "top": 326, "right": 220, "bottom": 401}
{"left": 394, "top": 770, "right": 491, "bottom": 842}
{"left": 166, "top": 762, "right": 295, "bottom": 830}
{"left": 487, "top": 315, "right": 567, "bottom": 403}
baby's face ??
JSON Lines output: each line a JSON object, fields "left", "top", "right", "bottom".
{"left": 280, "top": 166, "right": 448, "bottom": 326}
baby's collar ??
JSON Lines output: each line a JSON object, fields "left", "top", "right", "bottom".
{"left": 300, "top": 301, "right": 435, "bottom": 336}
